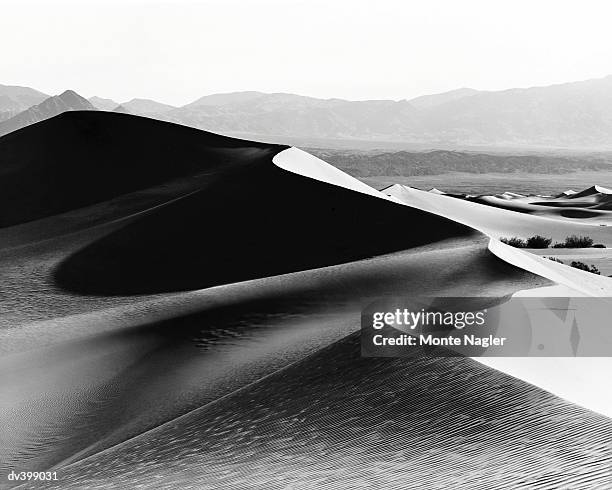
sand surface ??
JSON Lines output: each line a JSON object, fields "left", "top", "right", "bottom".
{"left": 1, "top": 112, "right": 611, "bottom": 488}
{"left": 20, "top": 335, "right": 612, "bottom": 490}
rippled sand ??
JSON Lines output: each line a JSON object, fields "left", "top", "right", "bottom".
{"left": 2, "top": 234, "right": 547, "bottom": 480}
{"left": 25, "top": 334, "right": 612, "bottom": 490}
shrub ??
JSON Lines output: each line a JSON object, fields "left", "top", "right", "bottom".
{"left": 500, "top": 237, "right": 527, "bottom": 248}
{"left": 570, "top": 261, "right": 600, "bottom": 274}
{"left": 545, "top": 256, "right": 564, "bottom": 264}
{"left": 563, "top": 235, "right": 594, "bottom": 248}
{"left": 592, "top": 244, "right": 606, "bottom": 248}
{"left": 526, "top": 235, "right": 552, "bottom": 248}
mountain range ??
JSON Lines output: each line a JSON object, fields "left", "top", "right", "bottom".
{"left": 0, "top": 84, "right": 48, "bottom": 122}
{"left": 0, "top": 90, "right": 95, "bottom": 137}
{"left": 89, "top": 97, "right": 176, "bottom": 115}
{"left": 3, "top": 75, "right": 612, "bottom": 148}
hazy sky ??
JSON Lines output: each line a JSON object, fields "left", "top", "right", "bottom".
{"left": 4, "top": 0, "right": 612, "bottom": 106}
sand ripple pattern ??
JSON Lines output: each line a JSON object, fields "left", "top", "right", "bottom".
{"left": 29, "top": 334, "right": 612, "bottom": 490}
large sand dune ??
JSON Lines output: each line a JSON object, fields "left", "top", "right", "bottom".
{"left": 51, "top": 145, "right": 473, "bottom": 295}
{"left": 1, "top": 112, "right": 610, "bottom": 488}
{"left": 0, "top": 111, "right": 280, "bottom": 227}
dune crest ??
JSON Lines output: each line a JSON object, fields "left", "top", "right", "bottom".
{"left": 272, "top": 146, "right": 404, "bottom": 203}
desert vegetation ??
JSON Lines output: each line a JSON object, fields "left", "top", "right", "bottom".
{"left": 545, "top": 256, "right": 564, "bottom": 264}
{"left": 501, "top": 234, "right": 604, "bottom": 249}
{"left": 526, "top": 235, "right": 553, "bottom": 248}
{"left": 552, "top": 235, "right": 594, "bottom": 248}
{"left": 545, "top": 256, "right": 601, "bottom": 275}
{"left": 570, "top": 261, "right": 601, "bottom": 274}
{"left": 499, "top": 237, "right": 528, "bottom": 248}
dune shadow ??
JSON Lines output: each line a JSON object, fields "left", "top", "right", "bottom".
{"left": 558, "top": 208, "right": 604, "bottom": 219}
{"left": 0, "top": 111, "right": 282, "bottom": 227}
{"left": 54, "top": 161, "right": 475, "bottom": 296}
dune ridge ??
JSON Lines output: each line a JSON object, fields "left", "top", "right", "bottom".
{"left": 0, "top": 111, "right": 281, "bottom": 227}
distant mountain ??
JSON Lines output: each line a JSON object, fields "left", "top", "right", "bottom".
{"left": 121, "top": 98, "right": 176, "bottom": 115}
{"left": 112, "top": 104, "right": 131, "bottom": 114}
{"left": 417, "top": 76, "right": 612, "bottom": 147}
{"left": 89, "top": 97, "right": 175, "bottom": 116}
{"left": 89, "top": 96, "right": 119, "bottom": 111}
{"left": 161, "top": 76, "right": 612, "bottom": 148}
{"left": 0, "top": 90, "right": 96, "bottom": 136}
{"left": 6, "top": 76, "right": 612, "bottom": 148}
{"left": 185, "top": 91, "right": 266, "bottom": 108}
{"left": 0, "top": 84, "right": 48, "bottom": 121}
{"left": 408, "top": 88, "right": 480, "bottom": 109}
{"left": 163, "top": 92, "right": 420, "bottom": 141}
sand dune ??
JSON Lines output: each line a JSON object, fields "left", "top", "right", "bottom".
{"left": 0, "top": 111, "right": 280, "bottom": 227}
{"left": 445, "top": 183, "right": 612, "bottom": 223}
{"left": 52, "top": 147, "right": 472, "bottom": 295}
{"left": 22, "top": 335, "right": 612, "bottom": 490}
{"left": 384, "top": 183, "right": 611, "bottom": 244}
{"left": 570, "top": 184, "right": 612, "bottom": 197}
{"left": 1, "top": 113, "right": 611, "bottom": 487}
{"left": 383, "top": 183, "right": 612, "bottom": 298}
{"left": 530, "top": 185, "right": 612, "bottom": 214}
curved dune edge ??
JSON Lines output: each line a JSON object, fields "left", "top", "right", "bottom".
{"left": 377, "top": 182, "right": 612, "bottom": 296}
{"left": 272, "top": 148, "right": 612, "bottom": 425}
{"left": 275, "top": 147, "right": 612, "bottom": 296}
{"left": 384, "top": 183, "right": 611, "bottom": 236}
{"left": 273, "top": 146, "right": 405, "bottom": 204}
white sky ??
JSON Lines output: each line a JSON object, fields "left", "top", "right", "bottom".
{"left": 3, "top": 0, "right": 612, "bottom": 106}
